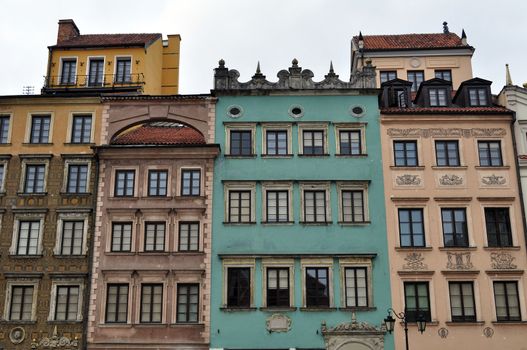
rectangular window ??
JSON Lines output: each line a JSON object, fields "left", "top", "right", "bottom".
{"left": 105, "top": 284, "right": 128, "bottom": 323}
{"left": 398, "top": 209, "right": 425, "bottom": 247}
{"left": 435, "top": 140, "right": 460, "bottom": 166}
{"left": 55, "top": 285, "right": 80, "bottom": 321}
{"left": 394, "top": 141, "right": 418, "bottom": 166}
{"left": 178, "top": 222, "right": 199, "bottom": 251}
{"left": 478, "top": 141, "right": 503, "bottom": 166}
{"left": 88, "top": 58, "right": 104, "bottom": 87}
{"left": 380, "top": 71, "right": 397, "bottom": 83}
{"left": 342, "top": 190, "right": 364, "bottom": 223}
{"left": 181, "top": 169, "right": 200, "bottom": 196}
{"left": 115, "top": 58, "right": 131, "bottom": 83}
{"left": 494, "top": 281, "right": 521, "bottom": 321}
{"left": 442, "top": 208, "right": 468, "bottom": 247}
{"left": 404, "top": 282, "right": 431, "bottom": 322}
{"left": 228, "top": 190, "right": 251, "bottom": 223}
{"left": 303, "top": 130, "right": 324, "bottom": 155}
{"left": 407, "top": 71, "right": 424, "bottom": 92}
{"left": 230, "top": 130, "right": 252, "bottom": 156}
{"left": 71, "top": 115, "right": 92, "bottom": 143}
{"left": 24, "top": 164, "right": 46, "bottom": 193}
{"left": 449, "top": 282, "right": 476, "bottom": 322}
{"left": 140, "top": 284, "right": 163, "bottom": 323}
{"left": 111, "top": 222, "right": 132, "bottom": 252}
{"left": 60, "top": 220, "right": 84, "bottom": 255}
{"left": 0, "top": 116, "right": 10, "bottom": 143}
{"left": 304, "top": 190, "right": 326, "bottom": 223}
{"left": 435, "top": 70, "right": 452, "bottom": 81}
{"left": 144, "top": 222, "right": 165, "bottom": 252}
{"left": 267, "top": 268, "right": 290, "bottom": 307}
{"left": 67, "top": 164, "right": 88, "bottom": 193}
{"left": 60, "top": 59, "right": 77, "bottom": 85}
{"left": 0, "top": 163, "right": 5, "bottom": 191}
{"left": 266, "top": 190, "right": 289, "bottom": 223}
{"left": 114, "top": 170, "right": 135, "bottom": 197}
{"left": 17, "top": 221, "right": 40, "bottom": 255}
{"left": 227, "top": 267, "right": 250, "bottom": 307}
{"left": 468, "top": 88, "right": 488, "bottom": 106}
{"left": 345, "top": 267, "right": 368, "bottom": 307}
{"left": 30, "top": 115, "right": 51, "bottom": 143}
{"left": 306, "top": 267, "right": 329, "bottom": 307}
{"left": 429, "top": 88, "right": 448, "bottom": 106}
{"left": 266, "top": 130, "right": 288, "bottom": 155}
{"left": 177, "top": 284, "right": 199, "bottom": 323}
{"left": 9, "top": 286, "right": 34, "bottom": 321}
{"left": 485, "top": 208, "right": 512, "bottom": 247}
{"left": 148, "top": 170, "right": 168, "bottom": 196}
{"left": 339, "top": 130, "right": 361, "bottom": 155}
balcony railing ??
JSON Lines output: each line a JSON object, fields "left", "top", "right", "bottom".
{"left": 43, "top": 73, "right": 145, "bottom": 90}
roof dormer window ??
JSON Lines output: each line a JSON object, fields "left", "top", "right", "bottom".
{"left": 468, "top": 87, "right": 488, "bottom": 106}
{"left": 429, "top": 88, "right": 448, "bottom": 106}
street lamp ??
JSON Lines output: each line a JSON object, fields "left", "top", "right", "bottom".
{"left": 384, "top": 308, "right": 427, "bottom": 350}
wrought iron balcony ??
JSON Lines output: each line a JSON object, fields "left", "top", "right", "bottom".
{"left": 42, "top": 73, "right": 145, "bottom": 93}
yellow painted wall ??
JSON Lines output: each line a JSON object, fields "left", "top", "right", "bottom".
{"left": 161, "top": 35, "right": 181, "bottom": 95}
{"left": 143, "top": 39, "right": 163, "bottom": 95}
{"left": 0, "top": 97, "right": 102, "bottom": 154}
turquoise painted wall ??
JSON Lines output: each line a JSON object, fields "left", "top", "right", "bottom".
{"left": 211, "top": 94, "right": 393, "bottom": 349}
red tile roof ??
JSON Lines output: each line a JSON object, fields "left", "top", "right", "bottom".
{"left": 353, "top": 33, "right": 470, "bottom": 51}
{"left": 112, "top": 123, "right": 205, "bottom": 145}
{"left": 51, "top": 33, "right": 161, "bottom": 49}
{"left": 381, "top": 106, "right": 512, "bottom": 114}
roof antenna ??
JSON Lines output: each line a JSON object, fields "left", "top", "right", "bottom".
{"left": 443, "top": 21, "right": 449, "bottom": 34}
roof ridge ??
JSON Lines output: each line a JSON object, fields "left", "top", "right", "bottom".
{"left": 77, "top": 33, "right": 162, "bottom": 36}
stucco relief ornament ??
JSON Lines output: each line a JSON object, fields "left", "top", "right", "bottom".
{"left": 483, "top": 327, "right": 494, "bottom": 338}
{"left": 386, "top": 128, "right": 505, "bottom": 138}
{"left": 403, "top": 252, "right": 427, "bottom": 270}
{"left": 446, "top": 252, "right": 473, "bottom": 270}
{"left": 490, "top": 252, "right": 517, "bottom": 269}
{"left": 396, "top": 174, "right": 421, "bottom": 186}
{"left": 9, "top": 326, "right": 25, "bottom": 344}
{"left": 321, "top": 314, "right": 386, "bottom": 350}
{"left": 30, "top": 326, "right": 79, "bottom": 349}
{"left": 439, "top": 174, "right": 463, "bottom": 186}
{"left": 266, "top": 314, "right": 292, "bottom": 333}
{"left": 482, "top": 174, "right": 506, "bottom": 185}
{"left": 437, "top": 327, "right": 449, "bottom": 339}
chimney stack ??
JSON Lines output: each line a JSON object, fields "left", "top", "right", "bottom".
{"left": 57, "top": 19, "right": 80, "bottom": 44}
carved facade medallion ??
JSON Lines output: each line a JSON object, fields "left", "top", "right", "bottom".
{"left": 438, "top": 327, "right": 449, "bottom": 339}
{"left": 396, "top": 174, "right": 421, "bottom": 186}
{"left": 321, "top": 314, "right": 386, "bottom": 350}
{"left": 483, "top": 327, "right": 494, "bottom": 338}
{"left": 403, "top": 252, "right": 427, "bottom": 270}
{"left": 490, "top": 252, "right": 517, "bottom": 269}
{"left": 446, "top": 252, "right": 473, "bottom": 270}
{"left": 439, "top": 174, "right": 463, "bottom": 186}
{"left": 387, "top": 128, "right": 506, "bottom": 138}
{"left": 266, "top": 314, "right": 291, "bottom": 333}
{"left": 9, "top": 326, "right": 25, "bottom": 344}
{"left": 30, "top": 326, "right": 79, "bottom": 349}
{"left": 481, "top": 174, "right": 506, "bottom": 185}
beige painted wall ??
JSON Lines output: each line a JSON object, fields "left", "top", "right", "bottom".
{"left": 380, "top": 112, "right": 527, "bottom": 350}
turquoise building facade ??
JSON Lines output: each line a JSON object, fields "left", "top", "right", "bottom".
{"left": 210, "top": 59, "right": 393, "bottom": 350}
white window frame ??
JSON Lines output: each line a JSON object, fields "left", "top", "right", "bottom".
{"left": 19, "top": 157, "right": 50, "bottom": 194}
{"left": 261, "top": 181, "right": 293, "bottom": 224}
{"left": 102, "top": 278, "right": 131, "bottom": 325}
{"left": 106, "top": 213, "right": 136, "bottom": 253}
{"left": 48, "top": 278, "right": 85, "bottom": 321}
{"left": 298, "top": 123, "right": 329, "bottom": 156}
{"left": 300, "top": 182, "right": 331, "bottom": 224}
{"left": 261, "top": 123, "right": 293, "bottom": 156}
{"left": 0, "top": 159, "right": 8, "bottom": 193}
{"left": 224, "top": 123, "right": 256, "bottom": 156}
{"left": 488, "top": 275, "right": 526, "bottom": 322}
{"left": 335, "top": 123, "right": 367, "bottom": 155}
{"left": 337, "top": 181, "right": 369, "bottom": 224}
{"left": 85, "top": 56, "right": 106, "bottom": 87}
{"left": 261, "top": 258, "right": 295, "bottom": 308}
{"left": 340, "top": 258, "right": 373, "bottom": 308}
{"left": 0, "top": 113, "right": 13, "bottom": 144}
{"left": 67, "top": 112, "right": 95, "bottom": 144}
{"left": 144, "top": 166, "right": 171, "bottom": 197}
{"left": 178, "top": 166, "right": 203, "bottom": 197}
{"left": 54, "top": 212, "right": 90, "bottom": 256}
{"left": 113, "top": 55, "right": 133, "bottom": 83}
{"left": 135, "top": 273, "right": 168, "bottom": 325}
{"left": 222, "top": 258, "right": 255, "bottom": 308}
{"left": 10, "top": 213, "right": 45, "bottom": 256}
{"left": 110, "top": 166, "right": 139, "bottom": 198}
{"left": 25, "top": 112, "right": 54, "bottom": 144}
{"left": 301, "top": 258, "right": 334, "bottom": 308}
{"left": 223, "top": 182, "right": 256, "bottom": 224}
{"left": 4, "top": 278, "right": 39, "bottom": 321}
{"left": 139, "top": 215, "right": 169, "bottom": 253}
{"left": 172, "top": 270, "right": 203, "bottom": 324}
{"left": 62, "top": 159, "right": 92, "bottom": 193}
{"left": 444, "top": 276, "right": 480, "bottom": 323}
{"left": 57, "top": 56, "right": 78, "bottom": 86}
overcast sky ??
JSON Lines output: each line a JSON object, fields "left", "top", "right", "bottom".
{"left": 0, "top": 0, "right": 525, "bottom": 95}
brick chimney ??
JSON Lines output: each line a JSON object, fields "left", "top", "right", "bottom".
{"left": 57, "top": 19, "right": 80, "bottom": 44}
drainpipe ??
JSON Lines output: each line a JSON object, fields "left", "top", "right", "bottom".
{"left": 509, "top": 111, "right": 527, "bottom": 258}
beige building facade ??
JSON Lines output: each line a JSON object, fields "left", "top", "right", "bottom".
{"left": 380, "top": 78, "right": 527, "bottom": 349}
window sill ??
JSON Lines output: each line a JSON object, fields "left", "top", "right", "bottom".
{"left": 0, "top": 143, "right": 12, "bottom": 146}
{"left": 99, "top": 323, "right": 132, "bottom": 328}
{"left": 140, "top": 195, "right": 171, "bottom": 200}
{"left": 223, "top": 222, "right": 256, "bottom": 225}
{"left": 335, "top": 154, "right": 368, "bottom": 157}
{"left": 395, "top": 246, "right": 433, "bottom": 251}
{"left": 172, "top": 251, "right": 205, "bottom": 256}
{"left": 339, "top": 306, "right": 377, "bottom": 311}
{"left": 475, "top": 166, "right": 509, "bottom": 170}
{"left": 298, "top": 154, "right": 330, "bottom": 157}
{"left": 483, "top": 246, "right": 521, "bottom": 251}
{"left": 59, "top": 192, "right": 91, "bottom": 196}
{"left": 390, "top": 166, "right": 425, "bottom": 170}
{"left": 47, "top": 320, "right": 83, "bottom": 324}
{"left": 53, "top": 254, "right": 87, "bottom": 259}
{"left": 133, "top": 323, "right": 168, "bottom": 327}
{"left": 259, "top": 307, "right": 297, "bottom": 312}
{"left": 492, "top": 321, "right": 527, "bottom": 325}
{"left": 431, "top": 166, "right": 468, "bottom": 170}
{"left": 0, "top": 320, "right": 37, "bottom": 324}
{"left": 63, "top": 143, "right": 96, "bottom": 146}
{"left": 400, "top": 321, "right": 439, "bottom": 326}
{"left": 261, "top": 221, "right": 295, "bottom": 225}
{"left": 299, "top": 307, "right": 337, "bottom": 311}
{"left": 22, "top": 143, "right": 53, "bottom": 146}
{"left": 106, "top": 252, "right": 134, "bottom": 256}
{"left": 170, "top": 322, "right": 205, "bottom": 327}
{"left": 175, "top": 195, "right": 205, "bottom": 200}
{"left": 17, "top": 192, "right": 47, "bottom": 196}
{"left": 438, "top": 246, "right": 477, "bottom": 251}
{"left": 9, "top": 254, "right": 43, "bottom": 258}
{"left": 261, "top": 154, "right": 294, "bottom": 158}
{"left": 109, "top": 196, "right": 138, "bottom": 200}
{"left": 220, "top": 307, "right": 257, "bottom": 312}
{"left": 445, "top": 321, "right": 484, "bottom": 326}
{"left": 299, "top": 221, "right": 331, "bottom": 225}
{"left": 224, "top": 155, "right": 257, "bottom": 159}
{"left": 337, "top": 221, "right": 371, "bottom": 226}
{"left": 138, "top": 252, "right": 170, "bottom": 256}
